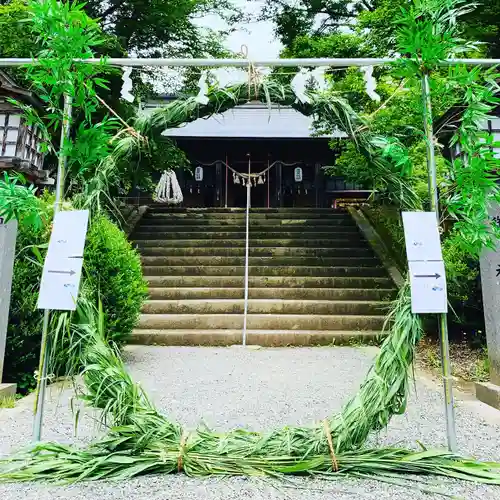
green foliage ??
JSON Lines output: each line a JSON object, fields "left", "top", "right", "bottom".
{"left": 26, "top": 0, "right": 109, "bottom": 114}
{"left": 0, "top": 395, "right": 16, "bottom": 408}
{"left": 84, "top": 215, "right": 147, "bottom": 345}
{"left": 461, "top": 1, "right": 500, "bottom": 58}
{"left": 395, "top": 0, "right": 479, "bottom": 75}
{"left": 281, "top": 33, "right": 372, "bottom": 59}
{"left": 0, "top": 173, "right": 48, "bottom": 229}
{"left": 82, "top": 0, "right": 241, "bottom": 57}
{"left": 0, "top": 0, "right": 37, "bottom": 84}
{"left": 443, "top": 66, "right": 500, "bottom": 255}
{"left": 261, "top": 0, "right": 370, "bottom": 47}
{"left": 442, "top": 237, "right": 479, "bottom": 303}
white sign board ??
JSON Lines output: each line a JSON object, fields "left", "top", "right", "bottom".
{"left": 402, "top": 211, "right": 443, "bottom": 262}
{"left": 408, "top": 261, "right": 448, "bottom": 313}
{"left": 402, "top": 211, "right": 448, "bottom": 314}
{"left": 294, "top": 167, "right": 303, "bottom": 182}
{"left": 37, "top": 210, "right": 89, "bottom": 311}
{"left": 195, "top": 166, "right": 203, "bottom": 182}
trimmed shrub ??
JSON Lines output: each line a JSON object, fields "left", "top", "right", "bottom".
{"left": 83, "top": 214, "right": 147, "bottom": 345}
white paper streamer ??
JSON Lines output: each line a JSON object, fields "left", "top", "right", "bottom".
{"left": 310, "top": 66, "right": 328, "bottom": 92}
{"left": 291, "top": 68, "right": 311, "bottom": 104}
{"left": 195, "top": 71, "right": 210, "bottom": 105}
{"left": 154, "top": 170, "right": 183, "bottom": 204}
{"left": 360, "top": 66, "right": 381, "bottom": 102}
{"left": 121, "top": 67, "right": 134, "bottom": 103}
{"left": 291, "top": 67, "right": 329, "bottom": 103}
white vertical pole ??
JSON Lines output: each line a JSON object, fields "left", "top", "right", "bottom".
{"left": 32, "top": 93, "right": 73, "bottom": 443}
{"left": 421, "top": 73, "right": 457, "bottom": 453}
{"left": 225, "top": 154, "right": 229, "bottom": 208}
{"left": 242, "top": 154, "right": 251, "bottom": 346}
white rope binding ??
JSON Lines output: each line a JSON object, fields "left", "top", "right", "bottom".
{"left": 154, "top": 170, "right": 184, "bottom": 204}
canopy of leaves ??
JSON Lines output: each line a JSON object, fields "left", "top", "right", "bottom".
{"left": 76, "top": 0, "right": 241, "bottom": 57}
{"left": 0, "top": 0, "right": 240, "bottom": 57}
{"left": 259, "top": 0, "right": 373, "bottom": 47}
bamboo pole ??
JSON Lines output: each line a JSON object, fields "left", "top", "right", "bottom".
{"left": 32, "top": 93, "right": 73, "bottom": 443}
{"left": 421, "top": 73, "right": 457, "bottom": 453}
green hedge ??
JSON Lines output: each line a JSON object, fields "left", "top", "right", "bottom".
{"left": 4, "top": 213, "right": 147, "bottom": 392}
{"left": 83, "top": 215, "right": 147, "bottom": 345}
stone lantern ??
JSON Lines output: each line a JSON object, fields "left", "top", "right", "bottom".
{"left": 0, "top": 70, "right": 53, "bottom": 185}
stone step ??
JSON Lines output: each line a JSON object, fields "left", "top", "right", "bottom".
{"left": 144, "top": 213, "right": 350, "bottom": 220}
{"left": 139, "top": 218, "right": 356, "bottom": 227}
{"left": 149, "top": 287, "right": 244, "bottom": 299}
{"left": 136, "top": 225, "right": 359, "bottom": 233}
{"left": 137, "top": 313, "right": 385, "bottom": 331}
{"left": 141, "top": 265, "right": 387, "bottom": 277}
{"left": 138, "top": 246, "right": 374, "bottom": 257}
{"left": 141, "top": 256, "right": 379, "bottom": 267}
{"left": 146, "top": 275, "right": 394, "bottom": 288}
{"left": 148, "top": 287, "right": 395, "bottom": 301}
{"left": 130, "top": 329, "right": 383, "bottom": 347}
{"left": 147, "top": 207, "right": 346, "bottom": 214}
{"left": 141, "top": 299, "right": 387, "bottom": 315}
{"left": 135, "top": 238, "right": 363, "bottom": 248}
{"left": 133, "top": 231, "right": 362, "bottom": 240}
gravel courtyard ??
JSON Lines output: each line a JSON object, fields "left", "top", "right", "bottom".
{"left": 1, "top": 346, "right": 500, "bottom": 499}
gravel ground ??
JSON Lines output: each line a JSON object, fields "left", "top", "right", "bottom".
{"left": 1, "top": 346, "right": 500, "bottom": 499}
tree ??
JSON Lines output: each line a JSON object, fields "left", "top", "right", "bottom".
{"left": 77, "top": 0, "right": 241, "bottom": 57}
{"left": 0, "top": 0, "right": 243, "bottom": 96}
{"left": 259, "top": 0, "right": 375, "bottom": 48}
{"left": 461, "top": 1, "right": 500, "bottom": 58}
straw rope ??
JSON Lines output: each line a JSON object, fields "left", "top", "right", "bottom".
{"left": 323, "top": 419, "right": 339, "bottom": 472}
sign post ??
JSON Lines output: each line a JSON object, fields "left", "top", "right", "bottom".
{"left": 32, "top": 209, "right": 89, "bottom": 442}
{"left": 0, "top": 217, "right": 17, "bottom": 392}
{"left": 402, "top": 211, "right": 456, "bottom": 452}
{"left": 418, "top": 72, "right": 457, "bottom": 453}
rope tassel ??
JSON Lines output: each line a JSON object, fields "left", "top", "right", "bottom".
{"left": 154, "top": 170, "right": 183, "bottom": 204}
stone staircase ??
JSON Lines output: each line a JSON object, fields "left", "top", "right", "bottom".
{"left": 130, "top": 208, "right": 396, "bottom": 346}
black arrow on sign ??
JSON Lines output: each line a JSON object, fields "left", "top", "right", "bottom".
{"left": 48, "top": 270, "right": 76, "bottom": 276}
{"left": 414, "top": 273, "right": 441, "bottom": 279}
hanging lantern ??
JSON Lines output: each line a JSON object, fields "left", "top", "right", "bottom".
{"left": 195, "top": 166, "right": 204, "bottom": 182}
{"left": 294, "top": 167, "right": 303, "bottom": 182}
{"left": 258, "top": 176, "right": 264, "bottom": 185}
{"left": 234, "top": 173, "right": 240, "bottom": 184}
